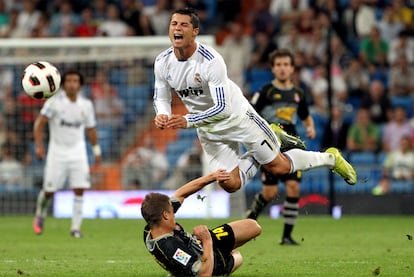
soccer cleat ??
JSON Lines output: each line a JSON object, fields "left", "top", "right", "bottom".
{"left": 280, "top": 237, "right": 299, "bottom": 246}
{"left": 325, "top": 147, "right": 357, "bottom": 185}
{"left": 246, "top": 209, "right": 258, "bottom": 220}
{"left": 70, "top": 230, "right": 83, "bottom": 238}
{"left": 270, "top": 123, "right": 306, "bottom": 151}
{"left": 33, "top": 216, "right": 44, "bottom": 235}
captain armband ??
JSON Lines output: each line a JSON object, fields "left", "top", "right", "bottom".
{"left": 92, "top": 144, "right": 102, "bottom": 156}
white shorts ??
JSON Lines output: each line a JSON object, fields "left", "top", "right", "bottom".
{"left": 43, "top": 157, "right": 91, "bottom": 192}
{"left": 198, "top": 109, "right": 280, "bottom": 172}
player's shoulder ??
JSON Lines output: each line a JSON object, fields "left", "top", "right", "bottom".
{"left": 196, "top": 42, "right": 220, "bottom": 62}
{"left": 155, "top": 47, "right": 174, "bottom": 64}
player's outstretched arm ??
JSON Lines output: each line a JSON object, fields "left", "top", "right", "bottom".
{"left": 173, "top": 169, "right": 230, "bottom": 204}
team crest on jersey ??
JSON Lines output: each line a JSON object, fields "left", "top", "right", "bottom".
{"left": 294, "top": 93, "right": 300, "bottom": 103}
{"left": 173, "top": 248, "right": 191, "bottom": 265}
{"left": 194, "top": 73, "right": 202, "bottom": 84}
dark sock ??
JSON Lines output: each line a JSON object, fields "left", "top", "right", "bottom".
{"left": 247, "top": 193, "right": 270, "bottom": 220}
{"left": 282, "top": 196, "right": 299, "bottom": 238}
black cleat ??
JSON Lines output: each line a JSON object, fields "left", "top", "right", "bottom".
{"left": 246, "top": 209, "right": 258, "bottom": 220}
{"left": 280, "top": 237, "right": 300, "bottom": 246}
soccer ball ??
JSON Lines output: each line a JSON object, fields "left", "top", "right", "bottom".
{"left": 21, "top": 61, "right": 61, "bottom": 100}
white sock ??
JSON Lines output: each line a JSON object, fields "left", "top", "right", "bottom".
{"left": 71, "top": 195, "right": 83, "bottom": 231}
{"left": 238, "top": 154, "right": 259, "bottom": 187}
{"left": 284, "top": 149, "right": 335, "bottom": 173}
{"left": 35, "top": 190, "right": 50, "bottom": 218}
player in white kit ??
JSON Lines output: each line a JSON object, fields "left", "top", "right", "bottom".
{"left": 33, "top": 70, "right": 102, "bottom": 238}
{"left": 153, "top": 8, "right": 357, "bottom": 193}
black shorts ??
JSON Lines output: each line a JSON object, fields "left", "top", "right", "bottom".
{"left": 210, "top": 223, "right": 235, "bottom": 276}
{"left": 261, "top": 168, "right": 302, "bottom": 185}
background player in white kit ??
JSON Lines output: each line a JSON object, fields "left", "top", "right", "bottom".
{"left": 33, "top": 70, "right": 102, "bottom": 238}
{"left": 153, "top": 8, "right": 357, "bottom": 194}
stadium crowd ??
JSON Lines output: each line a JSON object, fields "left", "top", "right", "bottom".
{"left": 1, "top": 0, "right": 414, "bottom": 193}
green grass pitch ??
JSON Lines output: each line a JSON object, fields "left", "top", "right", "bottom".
{"left": 0, "top": 216, "right": 413, "bottom": 276}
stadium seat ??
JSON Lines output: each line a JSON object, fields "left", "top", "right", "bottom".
{"left": 348, "top": 152, "right": 377, "bottom": 165}
{"left": 390, "top": 96, "right": 413, "bottom": 118}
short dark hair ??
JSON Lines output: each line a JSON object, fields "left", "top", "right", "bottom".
{"left": 269, "top": 49, "right": 295, "bottom": 67}
{"left": 61, "top": 70, "right": 84, "bottom": 86}
{"left": 171, "top": 7, "right": 200, "bottom": 29}
{"left": 141, "top": 193, "right": 171, "bottom": 228}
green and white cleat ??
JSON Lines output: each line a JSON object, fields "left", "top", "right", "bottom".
{"left": 325, "top": 147, "right": 357, "bottom": 185}
{"left": 270, "top": 123, "right": 307, "bottom": 151}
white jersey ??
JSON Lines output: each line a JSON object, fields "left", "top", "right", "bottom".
{"left": 40, "top": 91, "right": 96, "bottom": 161}
{"left": 153, "top": 41, "right": 251, "bottom": 133}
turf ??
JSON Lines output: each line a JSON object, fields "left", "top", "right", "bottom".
{"left": 0, "top": 216, "right": 413, "bottom": 277}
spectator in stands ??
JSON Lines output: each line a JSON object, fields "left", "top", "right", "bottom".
{"left": 0, "top": 65, "right": 13, "bottom": 106}
{"left": 377, "top": 4, "right": 404, "bottom": 43}
{"left": 90, "top": 69, "right": 117, "bottom": 101}
{"left": 15, "top": 0, "right": 41, "bottom": 37}
{"left": 276, "top": 25, "right": 306, "bottom": 54}
{"left": 123, "top": 134, "right": 169, "bottom": 189}
{"left": 0, "top": 114, "right": 6, "bottom": 148}
{"left": 388, "top": 55, "right": 414, "bottom": 97}
{"left": 184, "top": 0, "right": 209, "bottom": 33}
{"left": 144, "top": 0, "right": 170, "bottom": 36}
{"left": 330, "top": 34, "right": 354, "bottom": 71}
{"left": 359, "top": 26, "right": 389, "bottom": 67}
{"left": 321, "top": 104, "right": 351, "bottom": 151}
{"left": 75, "top": 7, "right": 97, "bottom": 37}
{"left": 91, "top": 0, "right": 108, "bottom": 25}
{"left": 303, "top": 23, "right": 327, "bottom": 64}
{"left": 93, "top": 82, "right": 125, "bottom": 128}
{"left": 360, "top": 80, "right": 393, "bottom": 125}
{"left": 30, "top": 12, "right": 50, "bottom": 38}
{"left": 249, "top": 0, "right": 278, "bottom": 37}
{"left": 49, "top": 1, "right": 80, "bottom": 37}
{"left": 0, "top": 0, "right": 8, "bottom": 28}
{"left": 0, "top": 9, "right": 22, "bottom": 38}
{"left": 310, "top": 64, "right": 347, "bottom": 116}
{"left": 0, "top": 142, "right": 24, "bottom": 192}
{"left": 388, "top": 30, "right": 414, "bottom": 65}
{"left": 372, "top": 135, "right": 414, "bottom": 195}
{"left": 220, "top": 20, "right": 253, "bottom": 91}
{"left": 341, "top": 0, "right": 377, "bottom": 43}
{"left": 269, "top": 0, "right": 309, "bottom": 34}
{"left": 250, "top": 31, "right": 277, "bottom": 69}
{"left": 382, "top": 106, "right": 413, "bottom": 153}
{"left": 390, "top": 0, "right": 414, "bottom": 30}
{"left": 164, "top": 138, "right": 204, "bottom": 190}
{"left": 347, "top": 107, "right": 381, "bottom": 153}
{"left": 343, "top": 58, "right": 370, "bottom": 100}
{"left": 120, "top": 0, "right": 155, "bottom": 36}
{"left": 97, "top": 3, "right": 129, "bottom": 37}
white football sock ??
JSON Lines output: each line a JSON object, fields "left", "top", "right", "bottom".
{"left": 238, "top": 154, "right": 259, "bottom": 187}
{"left": 284, "top": 149, "right": 335, "bottom": 173}
{"left": 35, "top": 190, "right": 50, "bottom": 218}
{"left": 71, "top": 195, "right": 83, "bottom": 231}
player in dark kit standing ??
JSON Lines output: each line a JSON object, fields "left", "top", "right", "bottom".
{"left": 142, "top": 169, "right": 262, "bottom": 276}
{"left": 246, "top": 49, "right": 316, "bottom": 245}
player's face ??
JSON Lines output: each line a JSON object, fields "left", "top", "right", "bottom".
{"left": 63, "top": 74, "right": 81, "bottom": 95}
{"left": 169, "top": 13, "right": 199, "bottom": 49}
{"left": 272, "top": 57, "right": 294, "bottom": 82}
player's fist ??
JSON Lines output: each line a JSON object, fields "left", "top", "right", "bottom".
{"left": 154, "top": 114, "right": 169, "bottom": 129}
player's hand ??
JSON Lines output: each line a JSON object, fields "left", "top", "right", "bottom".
{"left": 35, "top": 145, "right": 45, "bottom": 160}
{"left": 193, "top": 225, "right": 212, "bottom": 242}
{"left": 306, "top": 127, "right": 316, "bottom": 139}
{"left": 166, "top": 114, "right": 187, "bottom": 129}
{"left": 154, "top": 114, "right": 169, "bottom": 129}
{"left": 213, "top": 169, "right": 230, "bottom": 182}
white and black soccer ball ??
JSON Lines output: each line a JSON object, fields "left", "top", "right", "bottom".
{"left": 21, "top": 61, "right": 61, "bottom": 100}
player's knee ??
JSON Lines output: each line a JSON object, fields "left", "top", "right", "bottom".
{"left": 247, "top": 219, "right": 262, "bottom": 237}
{"left": 219, "top": 180, "right": 241, "bottom": 193}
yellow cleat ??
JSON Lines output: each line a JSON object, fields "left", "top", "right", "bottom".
{"left": 325, "top": 147, "right": 357, "bottom": 185}
{"left": 270, "top": 123, "right": 306, "bottom": 151}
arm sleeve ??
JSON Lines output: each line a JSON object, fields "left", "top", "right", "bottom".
{"left": 153, "top": 59, "right": 172, "bottom": 116}
{"left": 185, "top": 57, "right": 232, "bottom": 128}
{"left": 297, "top": 89, "right": 310, "bottom": 121}
{"left": 85, "top": 100, "right": 97, "bottom": 128}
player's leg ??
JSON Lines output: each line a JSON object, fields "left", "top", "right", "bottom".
{"left": 246, "top": 169, "right": 279, "bottom": 220}
{"left": 228, "top": 219, "right": 262, "bottom": 248}
{"left": 33, "top": 159, "right": 66, "bottom": 235}
{"left": 280, "top": 174, "right": 301, "bottom": 245}
{"left": 229, "top": 250, "right": 243, "bottom": 274}
{"left": 200, "top": 134, "right": 259, "bottom": 193}
{"left": 68, "top": 159, "right": 91, "bottom": 238}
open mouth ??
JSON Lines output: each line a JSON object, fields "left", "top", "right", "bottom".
{"left": 173, "top": 34, "right": 183, "bottom": 41}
